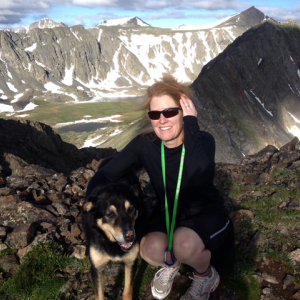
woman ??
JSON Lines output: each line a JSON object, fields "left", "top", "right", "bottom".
{"left": 86, "top": 75, "right": 234, "bottom": 300}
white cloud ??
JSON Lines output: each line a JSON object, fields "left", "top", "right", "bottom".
{"left": 72, "top": 0, "right": 118, "bottom": 6}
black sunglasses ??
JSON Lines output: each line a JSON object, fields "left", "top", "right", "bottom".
{"left": 148, "top": 107, "right": 182, "bottom": 120}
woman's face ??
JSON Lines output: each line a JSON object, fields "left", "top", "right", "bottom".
{"left": 149, "top": 94, "right": 184, "bottom": 148}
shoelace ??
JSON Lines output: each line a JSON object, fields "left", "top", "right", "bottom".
{"left": 157, "top": 266, "right": 178, "bottom": 285}
{"left": 188, "top": 274, "right": 208, "bottom": 298}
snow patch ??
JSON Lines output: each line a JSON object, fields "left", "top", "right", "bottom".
{"left": 77, "top": 86, "right": 84, "bottom": 90}
{"left": 55, "top": 115, "right": 122, "bottom": 127}
{"left": 109, "top": 129, "right": 122, "bottom": 136}
{"left": 258, "top": 58, "right": 262, "bottom": 65}
{"left": 298, "top": 70, "right": 300, "bottom": 78}
{"left": 20, "top": 102, "right": 38, "bottom": 112}
{"left": 25, "top": 43, "right": 37, "bottom": 52}
{"left": 44, "top": 82, "right": 63, "bottom": 93}
{"left": 290, "top": 56, "right": 295, "bottom": 64}
{"left": 288, "top": 84, "right": 295, "bottom": 94}
{"left": 288, "top": 112, "right": 300, "bottom": 124}
{"left": 11, "top": 93, "right": 24, "bottom": 103}
{"left": 15, "top": 114, "right": 29, "bottom": 118}
{"left": 250, "top": 90, "right": 273, "bottom": 116}
{"left": 35, "top": 60, "right": 46, "bottom": 68}
{"left": 80, "top": 134, "right": 104, "bottom": 148}
{"left": 62, "top": 65, "right": 74, "bottom": 86}
{"left": 0, "top": 103, "right": 14, "bottom": 112}
{"left": 7, "top": 82, "right": 18, "bottom": 92}
{"left": 98, "top": 29, "right": 103, "bottom": 41}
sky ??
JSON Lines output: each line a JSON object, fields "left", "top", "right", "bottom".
{"left": 0, "top": 0, "right": 299, "bottom": 31}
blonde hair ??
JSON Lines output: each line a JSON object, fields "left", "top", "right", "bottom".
{"left": 142, "top": 74, "right": 193, "bottom": 111}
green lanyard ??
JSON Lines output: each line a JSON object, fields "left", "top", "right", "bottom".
{"left": 161, "top": 141, "right": 185, "bottom": 257}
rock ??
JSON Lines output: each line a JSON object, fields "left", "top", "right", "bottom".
{"left": 241, "top": 145, "right": 279, "bottom": 165}
{"left": 17, "top": 233, "right": 51, "bottom": 261}
{"left": 253, "top": 274, "right": 263, "bottom": 285}
{"left": 62, "top": 265, "right": 78, "bottom": 276}
{"left": 243, "top": 174, "right": 259, "bottom": 185}
{"left": 0, "top": 226, "right": 6, "bottom": 240}
{"left": 292, "top": 291, "right": 300, "bottom": 300}
{"left": 59, "top": 278, "right": 79, "bottom": 294}
{"left": 0, "top": 201, "right": 56, "bottom": 227}
{"left": 70, "top": 245, "right": 86, "bottom": 259}
{"left": 262, "top": 288, "right": 271, "bottom": 295}
{"left": 87, "top": 159, "right": 101, "bottom": 172}
{"left": 288, "top": 249, "right": 300, "bottom": 263}
{"left": 229, "top": 210, "right": 253, "bottom": 234}
{"left": 262, "top": 272, "right": 279, "bottom": 284}
{"left": 52, "top": 202, "right": 69, "bottom": 215}
{"left": 71, "top": 223, "right": 82, "bottom": 238}
{"left": 6, "top": 222, "right": 37, "bottom": 248}
{"left": 248, "top": 231, "right": 268, "bottom": 249}
{"left": 0, "top": 194, "right": 21, "bottom": 210}
{"left": 0, "top": 255, "right": 19, "bottom": 274}
{"left": 283, "top": 274, "right": 294, "bottom": 286}
{"left": 6, "top": 176, "right": 34, "bottom": 190}
{"left": 55, "top": 176, "right": 67, "bottom": 193}
{"left": 0, "top": 187, "right": 12, "bottom": 196}
{"left": 0, "top": 242, "right": 8, "bottom": 251}
{"left": 256, "top": 173, "right": 274, "bottom": 184}
{"left": 280, "top": 137, "right": 299, "bottom": 151}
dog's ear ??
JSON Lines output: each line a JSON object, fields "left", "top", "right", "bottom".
{"left": 130, "top": 184, "right": 141, "bottom": 198}
{"left": 83, "top": 201, "right": 94, "bottom": 212}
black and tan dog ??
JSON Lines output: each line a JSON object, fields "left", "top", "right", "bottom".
{"left": 82, "top": 177, "right": 145, "bottom": 300}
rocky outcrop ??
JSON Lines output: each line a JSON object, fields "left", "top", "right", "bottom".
{"left": 192, "top": 19, "right": 300, "bottom": 163}
{"left": 0, "top": 7, "right": 268, "bottom": 105}
{"left": 1, "top": 130, "right": 300, "bottom": 298}
{"left": 0, "top": 118, "right": 116, "bottom": 176}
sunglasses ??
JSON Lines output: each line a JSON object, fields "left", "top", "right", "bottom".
{"left": 148, "top": 107, "right": 182, "bottom": 120}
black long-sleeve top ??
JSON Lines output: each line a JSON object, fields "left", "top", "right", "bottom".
{"left": 86, "top": 116, "right": 225, "bottom": 222}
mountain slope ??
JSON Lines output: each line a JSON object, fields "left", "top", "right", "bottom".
{"left": 0, "top": 7, "right": 268, "bottom": 112}
{"left": 192, "top": 19, "right": 300, "bottom": 163}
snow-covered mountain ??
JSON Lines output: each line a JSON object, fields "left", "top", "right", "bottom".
{"left": 97, "top": 17, "right": 150, "bottom": 27}
{"left": 16, "top": 18, "right": 67, "bottom": 35}
{"left": 0, "top": 7, "right": 268, "bottom": 112}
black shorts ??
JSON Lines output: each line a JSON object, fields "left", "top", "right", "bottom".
{"left": 146, "top": 211, "right": 230, "bottom": 253}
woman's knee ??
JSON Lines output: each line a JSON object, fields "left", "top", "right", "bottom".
{"left": 140, "top": 232, "right": 168, "bottom": 260}
{"left": 173, "top": 228, "right": 205, "bottom": 258}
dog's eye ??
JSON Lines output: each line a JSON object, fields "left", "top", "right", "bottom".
{"left": 106, "top": 212, "right": 115, "bottom": 219}
{"left": 128, "top": 205, "right": 135, "bottom": 213}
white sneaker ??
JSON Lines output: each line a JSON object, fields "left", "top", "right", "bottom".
{"left": 180, "top": 266, "right": 220, "bottom": 300}
{"left": 151, "top": 263, "right": 181, "bottom": 299}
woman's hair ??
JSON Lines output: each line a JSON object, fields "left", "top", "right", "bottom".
{"left": 141, "top": 74, "right": 193, "bottom": 111}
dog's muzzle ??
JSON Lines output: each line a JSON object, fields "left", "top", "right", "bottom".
{"left": 119, "top": 230, "right": 135, "bottom": 252}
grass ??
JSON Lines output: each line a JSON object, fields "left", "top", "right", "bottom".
{"left": 0, "top": 248, "right": 17, "bottom": 259}
{"left": 0, "top": 242, "right": 75, "bottom": 300}
{"left": 0, "top": 98, "right": 146, "bottom": 149}
{"left": 4, "top": 99, "right": 143, "bottom": 127}
{"left": 221, "top": 261, "right": 260, "bottom": 300}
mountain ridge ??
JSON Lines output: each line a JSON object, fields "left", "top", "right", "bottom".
{"left": 0, "top": 6, "right": 268, "bottom": 108}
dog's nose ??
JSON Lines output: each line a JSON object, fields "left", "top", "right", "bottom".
{"left": 125, "top": 230, "right": 135, "bottom": 242}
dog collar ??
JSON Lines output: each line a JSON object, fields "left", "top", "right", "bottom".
{"left": 161, "top": 141, "right": 185, "bottom": 266}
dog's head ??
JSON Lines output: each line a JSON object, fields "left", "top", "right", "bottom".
{"left": 83, "top": 183, "right": 140, "bottom": 252}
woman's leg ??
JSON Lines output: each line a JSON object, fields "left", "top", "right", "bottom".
{"left": 173, "top": 227, "right": 220, "bottom": 300}
{"left": 173, "top": 227, "right": 211, "bottom": 273}
{"left": 140, "top": 232, "right": 169, "bottom": 266}
{"left": 140, "top": 232, "right": 181, "bottom": 300}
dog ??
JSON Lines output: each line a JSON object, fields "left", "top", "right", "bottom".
{"left": 82, "top": 164, "right": 145, "bottom": 300}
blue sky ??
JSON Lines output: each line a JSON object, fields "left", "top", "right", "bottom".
{"left": 0, "top": 0, "right": 299, "bottom": 30}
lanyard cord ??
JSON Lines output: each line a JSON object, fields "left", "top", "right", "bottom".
{"left": 161, "top": 141, "right": 185, "bottom": 252}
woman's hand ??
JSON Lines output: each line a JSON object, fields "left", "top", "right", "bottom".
{"left": 180, "top": 95, "right": 198, "bottom": 117}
